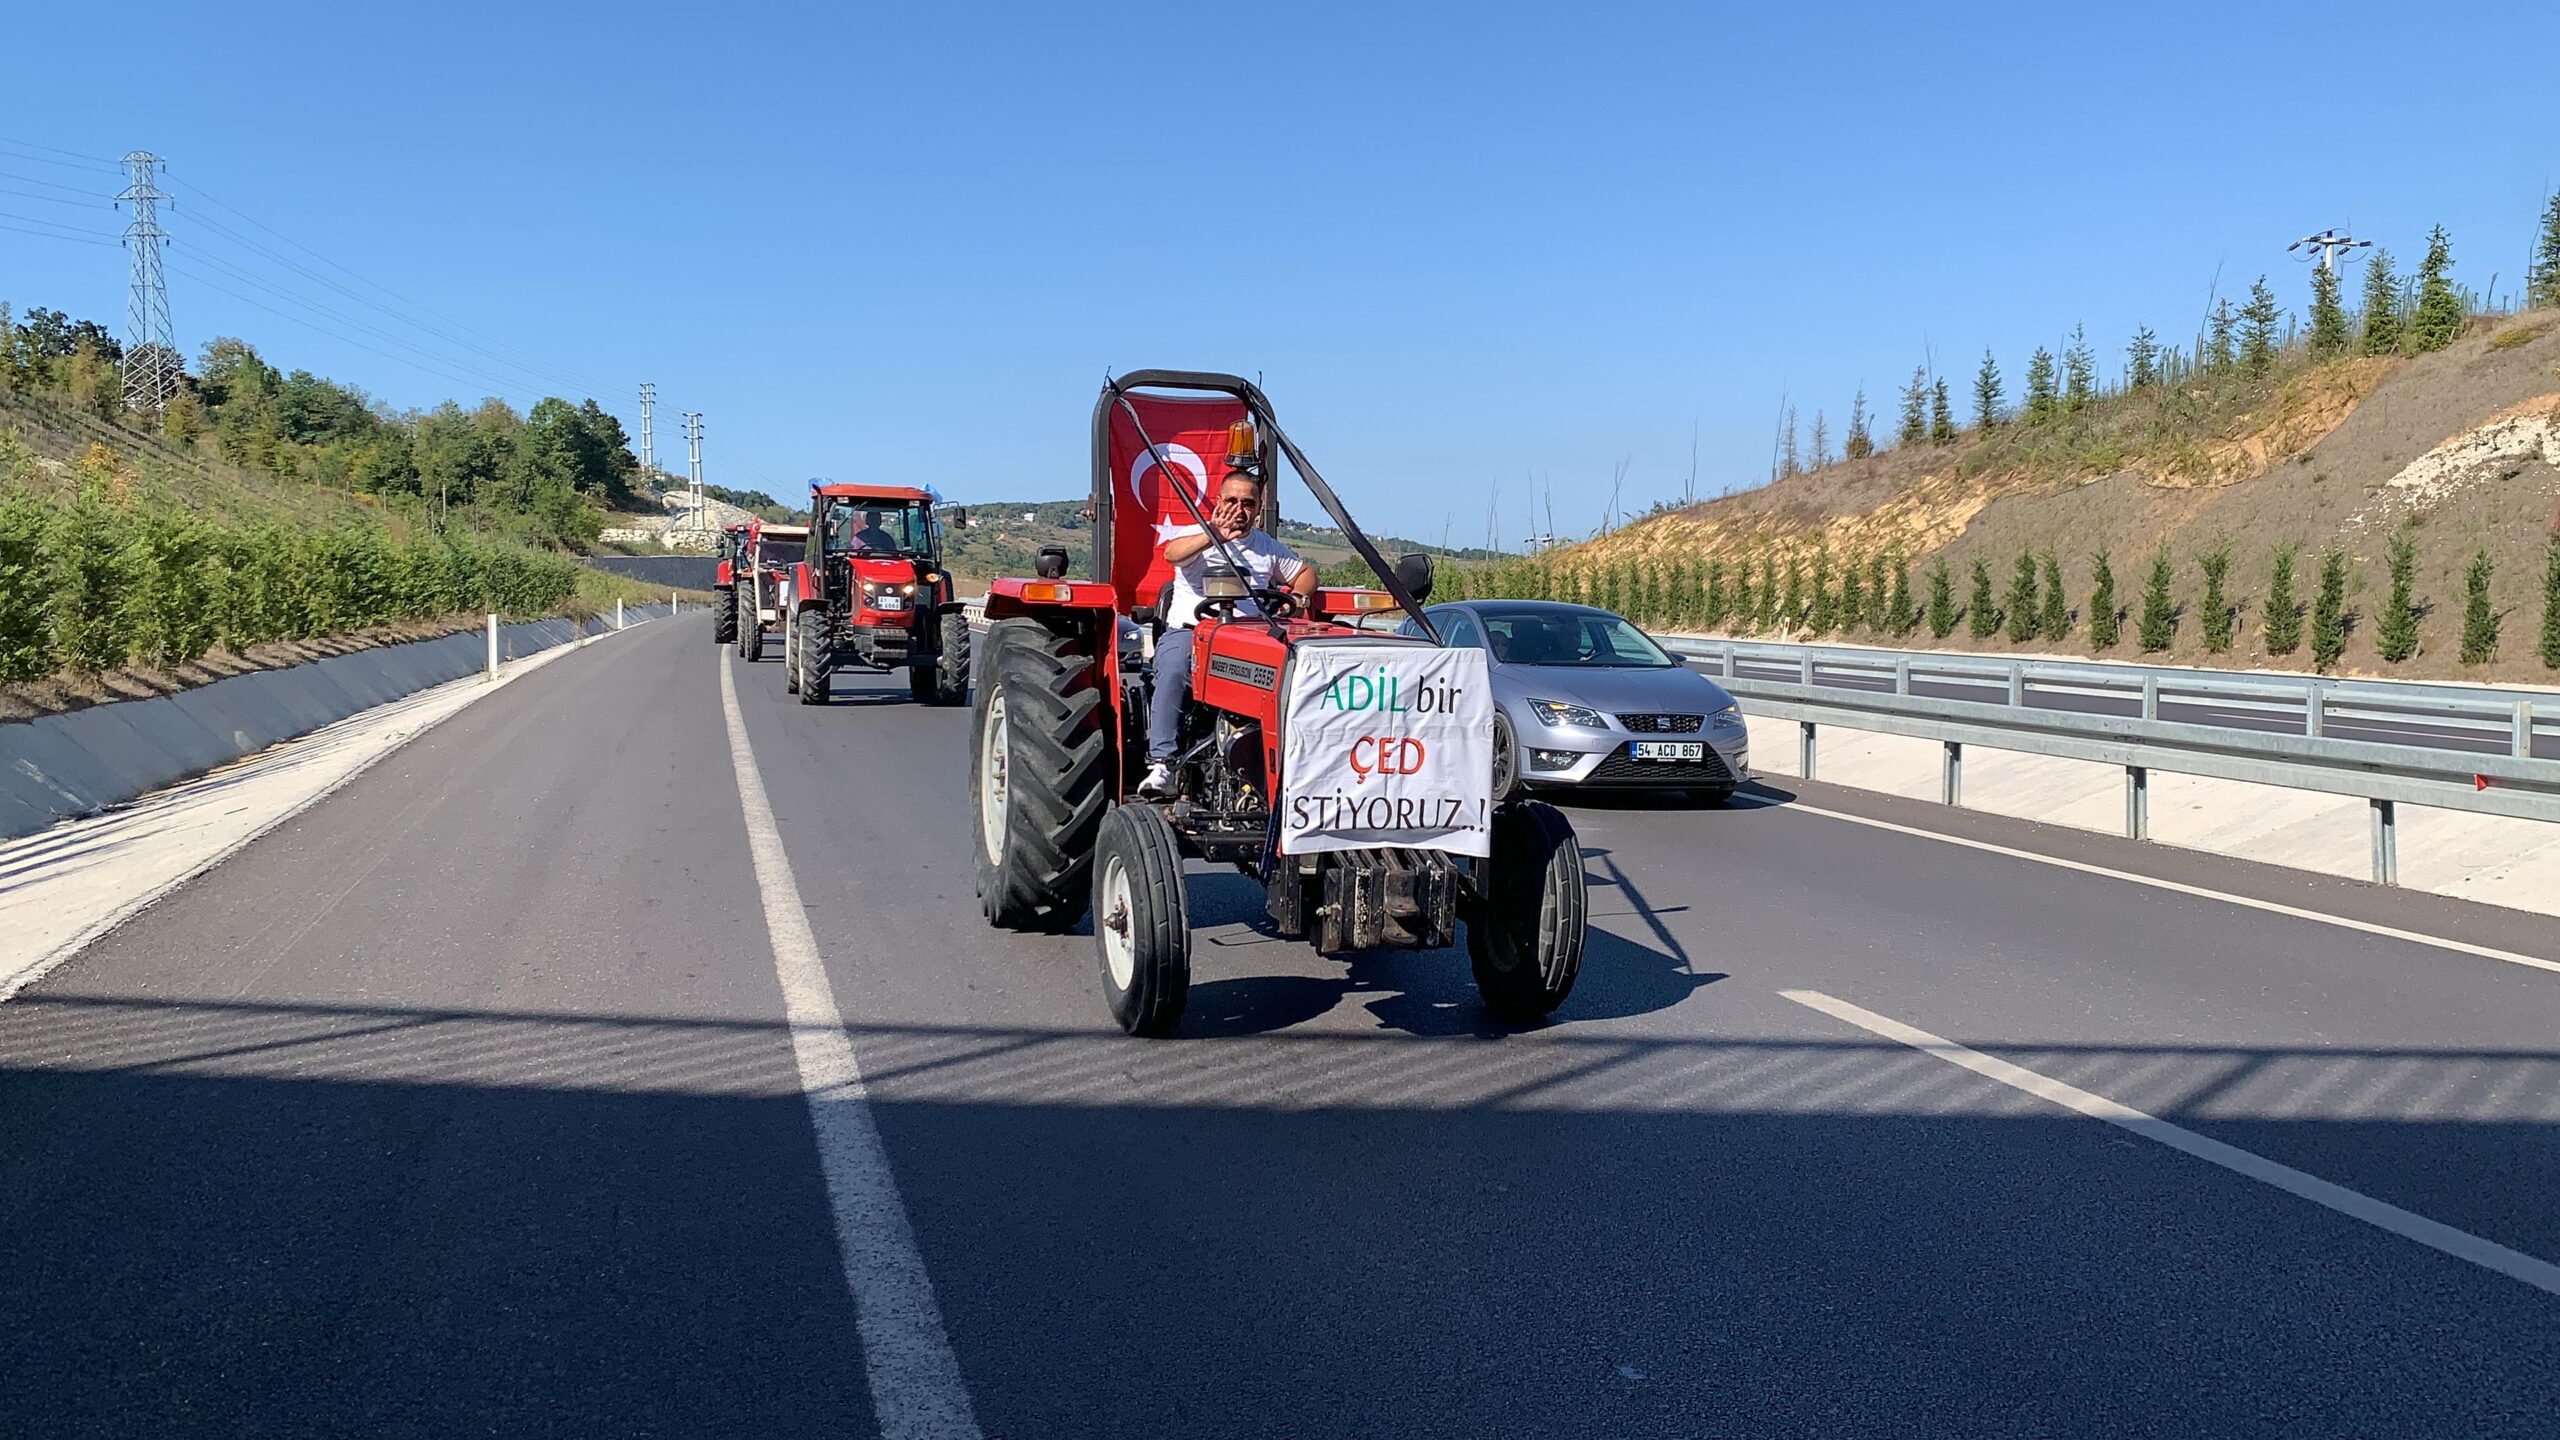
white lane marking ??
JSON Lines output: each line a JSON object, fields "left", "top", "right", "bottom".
{"left": 717, "top": 654, "right": 983, "bottom": 1440}
{"left": 1731, "top": 794, "right": 2560, "bottom": 977}
{"left": 1780, "top": 988, "right": 2560, "bottom": 1299}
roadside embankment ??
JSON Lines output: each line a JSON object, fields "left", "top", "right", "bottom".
{"left": 0, "top": 607, "right": 676, "bottom": 842}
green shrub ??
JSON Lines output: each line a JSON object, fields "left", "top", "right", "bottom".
{"left": 2198, "top": 546, "right": 2234, "bottom": 654}
{"left": 2137, "top": 550, "right": 2177, "bottom": 652}
{"left": 0, "top": 484, "right": 52, "bottom": 680}
{"left": 2004, "top": 553, "right": 2039, "bottom": 642}
{"left": 48, "top": 489, "right": 132, "bottom": 673}
{"left": 2544, "top": 538, "right": 2560, "bottom": 670}
{"left": 2087, "top": 549, "right": 2119, "bottom": 651}
{"left": 2261, "top": 546, "right": 2302, "bottom": 656}
{"left": 1926, "top": 557, "right": 1956, "bottom": 638}
{"left": 2459, "top": 551, "right": 2496, "bottom": 665}
{"left": 2377, "top": 528, "right": 2421, "bottom": 663}
{"left": 2038, "top": 554, "right": 2068, "bottom": 641}
{"left": 2311, "top": 548, "right": 2350, "bottom": 672}
{"left": 122, "top": 510, "right": 218, "bottom": 669}
{"left": 1968, "top": 556, "right": 1999, "bottom": 638}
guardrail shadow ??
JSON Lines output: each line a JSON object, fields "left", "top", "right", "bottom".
{"left": 4, "top": 988, "right": 2558, "bottom": 1436}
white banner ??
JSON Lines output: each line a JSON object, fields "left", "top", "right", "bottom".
{"left": 1279, "top": 643, "right": 1493, "bottom": 857}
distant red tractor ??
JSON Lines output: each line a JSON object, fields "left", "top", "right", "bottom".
{"left": 782, "top": 482, "right": 970, "bottom": 706}
{"left": 709, "top": 522, "right": 750, "bottom": 646}
{"left": 970, "top": 371, "right": 1588, "bottom": 1037}
{"left": 732, "top": 518, "right": 809, "bottom": 663}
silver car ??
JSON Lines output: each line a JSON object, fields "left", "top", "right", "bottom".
{"left": 1399, "top": 600, "right": 1750, "bottom": 804}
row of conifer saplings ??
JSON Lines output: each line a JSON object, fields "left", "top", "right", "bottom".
{"left": 1439, "top": 533, "right": 2560, "bottom": 672}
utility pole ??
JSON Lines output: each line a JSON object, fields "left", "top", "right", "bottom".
{"left": 2288, "top": 228, "right": 2372, "bottom": 273}
{"left": 639, "top": 382, "right": 657, "bottom": 482}
{"left": 116, "top": 152, "right": 178, "bottom": 415}
{"left": 683, "top": 411, "right": 705, "bottom": 535}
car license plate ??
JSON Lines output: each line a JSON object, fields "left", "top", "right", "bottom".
{"left": 874, "top": 595, "right": 907, "bottom": 611}
{"left": 1631, "top": 741, "right": 1704, "bottom": 761}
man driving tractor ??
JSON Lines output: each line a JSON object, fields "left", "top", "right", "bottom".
{"left": 1142, "top": 458, "right": 1317, "bottom": 797}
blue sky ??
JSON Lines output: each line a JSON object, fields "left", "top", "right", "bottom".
{"left": 3, "top": 1, "right": 2555, "bottom": 547}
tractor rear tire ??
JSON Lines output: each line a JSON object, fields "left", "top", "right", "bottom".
{"left": 783, "top": 610, "right": 799, "bottom": 693}
{"left": 931, "top": 609, "right": 971, "bottom": 707}
{"left": 713, "top": 590, "right": 736, "bottom": 645}
{"left": 795, "top": 608, "right": 831, "bottom": 704}
{"left": 1468, "top": 799, "right": 1587, "bottom": 1021}
{"left": 971, "top": 617, "right": 1109, "bottom": 932}
{"left": 1093, "top": 804, "right": 1190, "bottom": 1037}
{"left": 744, "top": 602, "right": 765, "bottom": 662}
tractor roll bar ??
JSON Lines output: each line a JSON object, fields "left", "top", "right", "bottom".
{"left": 1090, "top": 370, "right": 1438, "bottom": 643}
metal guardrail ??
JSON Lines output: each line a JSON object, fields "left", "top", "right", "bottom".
{"left": 1661, "top": 636, "right": 2560, "bottom": 884}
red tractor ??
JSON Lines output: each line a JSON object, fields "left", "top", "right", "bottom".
{"left": 969, "top": 371, "right": 1588, "bottom": 1037}
{"left": 782, "top": 482, "right": 971, "bottom": 706}
{"left": 732, "top": 517, "right": 809, "bottom": 662}
{"left": 709, "top": 522, "right": 750, "bottom": 646}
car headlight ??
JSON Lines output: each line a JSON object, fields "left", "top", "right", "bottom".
{"left": 1710, "top": 703, "right": 1742, "bottom": 724}
{"left": 1527, "top": 698, "right": 1609, "bottom": 729}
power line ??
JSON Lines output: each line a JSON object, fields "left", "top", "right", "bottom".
{"left": 0, "top": 133, "right": 123, "bottom": 169}
{"left": 172, "top": 266, "right": 519, "bottom": 395}
{"left": 176, "top": 247, "right": 564, "bottom": 397}
{"left": 0, "top": 186, "right": 112, "bottom": 209}
{"left": 0, "top": 218, "right": 122, "bottom": 248}
{"left": 0, "top": 168, "right": 113, "bottom": 197}
{"left": 0, "top": 209, "right": 121, "bottom": 239}
{"left": 164, "top": 174, "right": 625, "bottom": 399}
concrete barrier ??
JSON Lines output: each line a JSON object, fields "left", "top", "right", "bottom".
{"left": 0, "top": 611, "right": 659, "bottom": 843}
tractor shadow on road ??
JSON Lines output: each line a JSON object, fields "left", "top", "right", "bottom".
{"left": 1174, "top": 857, "right": 1727, "bottom": 1040}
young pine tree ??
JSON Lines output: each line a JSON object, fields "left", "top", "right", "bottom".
{"left": 2022, "top": 347, "right": 2059, "bottom": 422}
{"left": 2361, "top": 248, "right": 2403, "bottom": 356}
{"left": 2307, "top": 263, "right": 2351, "bottom": 359}
{"left": 1703, "top": 559, "right": 1730, "bottom": 630}
{"left": 2311, "top": 548, "right": 2350, "bottom": 672}
{"left": 1925, "top": 556, "right": 1957, "bottom": 638}
{"left": 1838, "top": 553, "right": 1865, "bottom": 634}
{"left": 1864, "top": 551, "right": 1891, "bottom": 632}
{"left": 2531, "top": 193, "right": 2560, "bottom": 312}
{"left": 2239, "top": 276, "right": 2282, "bottom": 378}
{"left": 1756, "top": 555, "right": 1780, "bottom": 629}
{"left": 2038, "top": 553, "right": 2068, "bottom": 641}
{"left": 2004, "top": 552, "right": 2040, "bottom": 642}
{"left": 1929, "top": 379, "right": 1957, "bottom": 445}
{"left": 2205, "top": 299, "right": 2237, "bottom": 373}
{"left": 2410, "top": 225, "right": 2465, "bottom": 354}
{"left": 1897, "top": 367, "right": 1929, "bottom": 447}
{"left": 2137, "top": 549, "right": 2178, "bottom": 652}
{"left": 2261, "top": 545, "right": 2303, "bottom": 656}
{"left": 2087, "top": 549, "right": 2120, "bottom": 650}
{"left": 2126, "top": 327, "right": 2160, "bottom": 390}
{"left": 2459, "top": 551, "right": 2497, "bottom": 665}
{"left": 1810, "top": 410, "right": 1832, "bottom": 470}
{"left": 1973, "top": 349, "right": 2004, "bottom": 430}
{"left": 1844, "top": 387, "right": 1875, "bottom": 460}
{"left": 2377, "top": 527, "right": 2422, "bottom": 663}
{"left": 1967, "top": 555, "right": 1999, "bottom": 638}
{"left": 2542, "top": 537, "right": 2560, "bottom": 670}
{"left": 1887, "top": 554, "right": 1914, "bottom": 635}
{"left": 1730, "top": 558, "right": 1756, "bottom": 631}
{"left": 1805, "top": 549, "right": 1836, "bottom": 634}
{"left": 2198, "top": 546, "right": 2235, "bottom": 653}
{"left": 2063, "top": 324, "right": 2096, "bottom": 413}
{"left": 1779, "top": 554, "right": 1804, "bottom": 630}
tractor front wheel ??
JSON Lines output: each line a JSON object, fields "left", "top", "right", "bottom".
{"left": 712, "top": 589, "right": 737, "bottom": 645}
{"left": 971, "top": 617, "right": 1108, "bottom": 931}
{"left": 794, "top": 608, "right": 831, "bottom": 704}
{"left": 743, "top": 599, "right": 765, "bottom": 662}
{"left": 1093, "top": 804, "right": 1189, "bottom": 1037}
{"left": 1467, "top": 799, "right": 1587, "bottom": 1021}
{"left": 930, "top": 608, "right": 971, "bottom": 707}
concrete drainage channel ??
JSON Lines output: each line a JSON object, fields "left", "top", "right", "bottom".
{"left": 0, "top": 605, "right": 677, "bottom": 842}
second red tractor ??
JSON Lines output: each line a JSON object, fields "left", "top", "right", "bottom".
{"left": 782, "top": 482, "right": 971, "bottom": 706}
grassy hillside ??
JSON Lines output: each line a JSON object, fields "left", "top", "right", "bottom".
{"left": 1466, "top": 310, "right": 2560, "bottom": 682}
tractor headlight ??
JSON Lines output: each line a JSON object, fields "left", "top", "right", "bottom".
{"left": 902, "top": 583, "right": 916, "bottom": 596}
{"left": 1528, "top": 698, "right": 1608, "bottom": 729}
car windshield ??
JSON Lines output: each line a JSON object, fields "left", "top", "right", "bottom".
{"left": 821, "top": 499, "right": 930, "bottom": 555}
{"left": 1478, "top": 608, "right": 1674, "bottom": 667}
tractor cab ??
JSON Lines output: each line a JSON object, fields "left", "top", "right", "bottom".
{"left": 781, "top": 482, "right": 969, "bottom": 707}
{"left": 970, "top": 371, "right": 1589, "bottom": 1037}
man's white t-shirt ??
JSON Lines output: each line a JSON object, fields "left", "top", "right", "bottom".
{"left": 1162, "top": 526, "right": 1310, "bottom": 629}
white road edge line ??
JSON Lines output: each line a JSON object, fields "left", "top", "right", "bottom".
{"left": 717, "top": 653, "right": 984, "bottom": 1440}
{"left": 1731, "top": 794, "right": 2560, "bottom": 977}
{"left": 1779, "top": 987, "right": 2560, "bottom": 1299}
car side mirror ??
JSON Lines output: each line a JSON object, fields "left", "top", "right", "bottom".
{"left": 1393, "top": 552, "right": 1435, "bottom": 603}
{"left": 1035, "top": 546, "right": 1070, "bottom": 580}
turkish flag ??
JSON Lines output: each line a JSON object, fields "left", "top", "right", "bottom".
{"left": 1106, "top": 391, "right": 1251, "bottom": 615}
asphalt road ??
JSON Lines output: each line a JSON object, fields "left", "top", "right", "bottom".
{"left": 1715, "top": 652, "right": 2559, "bottom": 760}
{"left": 5, "top": 614, "right": 2558, "bottom": 1438}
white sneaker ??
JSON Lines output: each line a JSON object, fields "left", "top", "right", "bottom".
{"left": 1138, "top": 762, "right": 1177, "bottom": 799}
